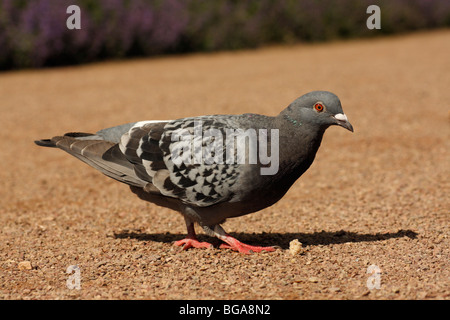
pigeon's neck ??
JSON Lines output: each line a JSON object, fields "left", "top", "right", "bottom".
{"left": 230, "top": 115, "right": 326, "bottom": 211}
{"left": 275, "top": 116, "right": 326, "bottom": 177}
{"left": 239, "top": 116, "right": 325, "bottom": 209}
{"left": 237, "top": 112, "right": 325, "bottom": 180}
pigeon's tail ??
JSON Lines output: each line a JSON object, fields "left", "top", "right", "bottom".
{"left": 34, "top": 132, "right": 94, "bottom": 148}
{"left": 34, "top": 139, "right": 57, "bottom": 148}
{"left": 35, "top": 132, "right": 148, "bottom": 188}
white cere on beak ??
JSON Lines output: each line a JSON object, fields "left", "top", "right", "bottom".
{"left": 334, "top": 113, "right": 348, "bottom": 122}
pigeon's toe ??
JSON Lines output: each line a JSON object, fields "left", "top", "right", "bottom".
{"left": 219, "top": 235, "right": 275, "bottom": 254}
{"left": 174, "top": 238, "right": 213, "bottom": 250}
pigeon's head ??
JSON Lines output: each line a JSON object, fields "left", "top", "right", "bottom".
{"left": 281, "top": 91, "right": 353, "bottom": 132}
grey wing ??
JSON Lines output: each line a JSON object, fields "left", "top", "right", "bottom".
{"left": 120, "top": 117, "right": 242, "bottom": 207}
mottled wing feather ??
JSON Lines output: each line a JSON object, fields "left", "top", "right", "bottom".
{"left": 119, "top": 123, "right": 166, "bottom": 183}
{"left": 120, "top": 117, "right": 241, "bottom": 207}
{"left": 161, "top": 117, "right": 241, "bottom": 206}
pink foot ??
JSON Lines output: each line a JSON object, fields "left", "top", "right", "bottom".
{"left": 219, "top": 235, "right": 275, "bottom": 254}
{"left": 174, "top": 237, "right": 213, "bottom": 250}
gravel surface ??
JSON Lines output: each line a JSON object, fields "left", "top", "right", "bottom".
{"left": 0, "top": 30, "right": 448, "bottom": 300}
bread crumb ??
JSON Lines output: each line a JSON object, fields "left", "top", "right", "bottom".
{"left": 18, "top": 261, "right": 32, "bottom": 270}
{"left": 289, "top": 239, "right": 303, "bottom": 255}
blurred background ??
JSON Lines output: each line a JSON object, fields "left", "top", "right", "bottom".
{"left": 0, "top": 0, "right": 449, "bottom": 70}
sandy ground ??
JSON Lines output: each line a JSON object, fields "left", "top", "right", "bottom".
{"left": 0, "top": 30, "right": 449, "bottom": 300}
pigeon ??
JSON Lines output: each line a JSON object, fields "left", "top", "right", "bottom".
{"left": 35, "top": 91, "right": 353, "bottom": 254}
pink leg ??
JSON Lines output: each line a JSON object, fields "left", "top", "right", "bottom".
{"left": 219, "top": 235, "right": 275, "bottom": 254}
{"left": 212, "top": 225, "right": 275, "bottom": 254}
{"left": 174, "top": 237, "right": 213, "bottom": 250}
{"left": 174, "top": 219, "right": 213, "bottom": 250}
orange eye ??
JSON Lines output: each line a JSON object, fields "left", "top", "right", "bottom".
{"left": 314, "top": 103, "right": 324, "bottom": 112}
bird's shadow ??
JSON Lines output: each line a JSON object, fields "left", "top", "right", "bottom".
{"left": 112, "top": 229, "right": 417, "bottom": 249}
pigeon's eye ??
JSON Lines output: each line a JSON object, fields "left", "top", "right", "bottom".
{"left": 314, "top": 103, "right": 324, "bottom": 112}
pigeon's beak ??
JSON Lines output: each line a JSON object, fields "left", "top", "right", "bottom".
{"left": 333, "top": 113, "right": 354, "bottom": 132}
